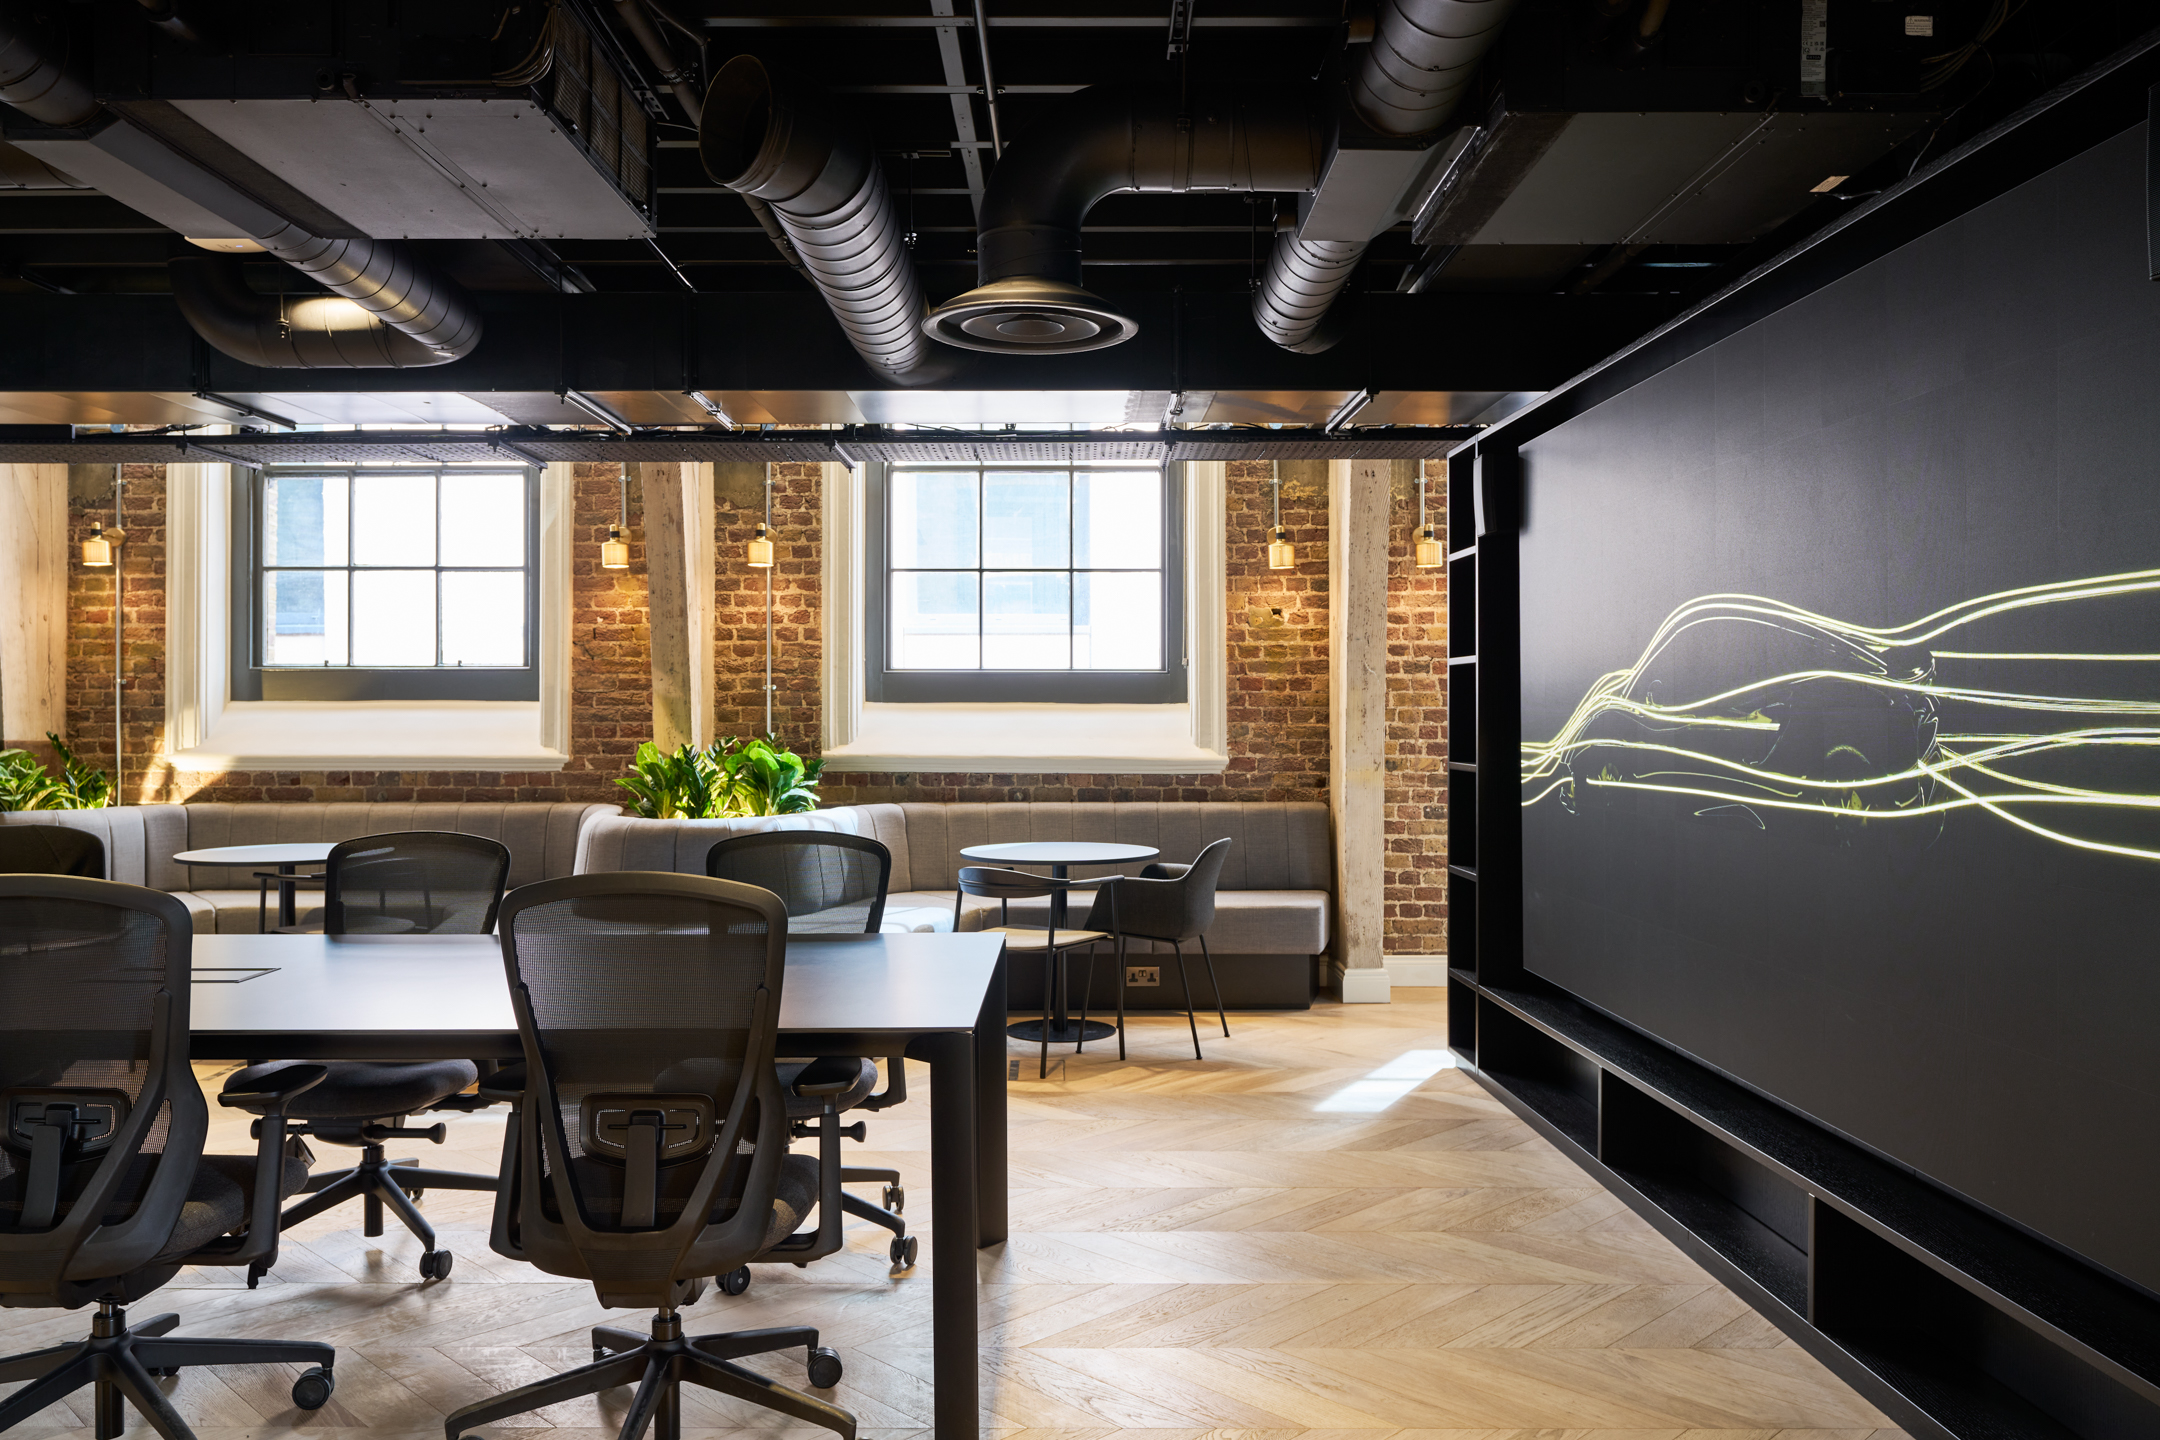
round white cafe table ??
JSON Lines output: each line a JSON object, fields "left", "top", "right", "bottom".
{"left": 958, "top": 840, "right": 1159, "bottom": 1045}
{"left": 173, "top": 843, "right": 335, "bottom": 931}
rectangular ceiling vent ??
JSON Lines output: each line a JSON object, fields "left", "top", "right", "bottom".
{"left": 12, "top": 0, "right": 661, "bottom": 243}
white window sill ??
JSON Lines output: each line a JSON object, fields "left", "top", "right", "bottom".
{"left": 167, "top": 701, "right": 569, "bottom": 772}
{"left": 820, "top": 702, "right": 1227, "bottom": 774}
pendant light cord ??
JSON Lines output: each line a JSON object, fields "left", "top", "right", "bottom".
{"left": 1271, "top": 460, "right": 1281, "bottom": 532}
{"left": 112, "top": 470, "right": 124, "bottom": 801}
{"left": 764, "top": 464, "right": 774, "bottom": 738}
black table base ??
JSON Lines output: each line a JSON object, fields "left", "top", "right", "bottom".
{"left": 1007, "top": 1017, "right": 1117, "bottom": 1045}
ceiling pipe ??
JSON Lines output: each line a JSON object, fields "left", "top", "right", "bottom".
{"left": 0, "top": 3, "right": 99, "bottom": 126}
{"left": 168, "top": 255, "right": 469, "bottom": 368}
{"left": 612, "top": 0, "right": 809, "bottom": 282}
{"left": 922, "top": 85, "right": 1326, "bottom": 354}
{"left": 0, "top": 0, "right": 480, "bottom": 366}
{"left": 1252, "top": 0, "right": 1519, "bottom": 352}
{"left": 701, "top": 54, "right": 935, "bottom": 383}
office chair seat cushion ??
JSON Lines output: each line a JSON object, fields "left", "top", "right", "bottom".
{"left": 1, "top": 1150, "right": 310, "bottom": 1267}
{"left": 775, "top": 1057, "right": 879, "bottom": 1120}
{"left": 546, "top": 1152, "right": 819, "bottom": 1246}
{"left": 222, "top": 1058, "right": 482, "bottom": 1119}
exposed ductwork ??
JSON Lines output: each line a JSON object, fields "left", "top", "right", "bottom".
{"left": 169, "top": 254, "right": 471, "bottom": 369}
{"left": 0, "top": 0, "right": 481, "bottom": 367}
{"left": 1253, "top": 0, "right": 1519, "bottom": 352}
{"left": 0, "top": 137, "right": 81, "bottom": 188}
{"left": 701, "top": 54, "right": 934, "bottom": 383}
{"left": 0, "top": 2, "right": 97, "bottom": 126}
{"left": 1351, "top": 0, "right": 1518, "bottom": 137}
{"left": 244, "top": 223, "right": 482, "bottom": 363}
{"left": 923, "top": 86, "right": 1326, "bottom": 354}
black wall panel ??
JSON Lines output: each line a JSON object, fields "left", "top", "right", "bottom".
{"left": 1517, "top": 124, "right": 2160, "bottom": 1295}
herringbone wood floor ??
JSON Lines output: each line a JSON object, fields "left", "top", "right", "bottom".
{"left": 1, "top": 989, "right": 1903, "bottom": 1440}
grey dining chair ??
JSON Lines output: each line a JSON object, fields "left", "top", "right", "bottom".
{"left": 1081, "top": 837, "right": 1232, "bottom": 1061}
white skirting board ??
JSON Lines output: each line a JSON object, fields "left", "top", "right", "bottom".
{"left": 1385, "top": 955, "right": 1450, "bottom": 987}
{"left": 1325, "top": 955, "right": 1451, "bottom": 1002}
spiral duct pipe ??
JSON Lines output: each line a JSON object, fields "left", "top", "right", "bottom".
{"left": 0, "top": 2, "right": 97, "bottom": 126}
{"left": 249, "top": 221, "right": 481, "bottom": 362}
{"left": 923, "top": 85, "right": 1326, "bottom": 354}
{"left": 701, "top": 55, "right": 932, "bottom": 383}
{"left": 169, "top": 255, "right": 467, "bottom": 368}
{"left": 1251, "top": 0, "right": 1518, "bottom": 352}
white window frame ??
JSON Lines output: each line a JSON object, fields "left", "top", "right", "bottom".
{"left": 165, "top": 458, "right": 574, "bottom": 771}
{"left": 821, "top": 459, "right": 1228, "bottom": 773}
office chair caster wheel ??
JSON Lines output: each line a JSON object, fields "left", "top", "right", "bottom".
{"left": 419, "top": 1249, "right": 453, "bottom": 1280}
{"left": 246, "top": 1259, "right": 269, "bottom": 1289}
{"left": 719, "top": 1266, "right": 751, "bottom": 1296}
{"left": 292, "top": 1366, "right": 335, "bottom": 1410}
{"left": 806, "top": 1347, "right": 843, "bottom": 1389}
{"left": 148, "top": 1367, "right": 179, "bottom": 1379}
{"left": 883, "top": 1184, "right": 904, "bottom": 1214}
{"left": 889, "top": 1235, "right": 918, "bottom": 1269}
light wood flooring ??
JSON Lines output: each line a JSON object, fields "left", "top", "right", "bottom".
{"left": 1, "top": 988, "right": 1905, "bottom": 1440}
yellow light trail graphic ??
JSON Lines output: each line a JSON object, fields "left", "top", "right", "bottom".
{"left": 1522, "top": 569, "right": 2160, "bottom": 862}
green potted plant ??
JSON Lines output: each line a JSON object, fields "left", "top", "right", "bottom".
{"left": 0, "top": 734, "right": 113, "bottom": 811}
{"left": 615, "top": 736, "right": 823, "bottom": 819}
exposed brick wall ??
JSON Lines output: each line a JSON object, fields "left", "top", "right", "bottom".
{"left": 1385, "top": 461, "right": 1448, "bottom": 956}
{"left": 59, "top": 455, "right": 1447, "bottom": 956}
{"left": 714, "top": 460, "right": 820, "bottom": 743}
{"left": 66, "top": 464, "right": 168, "bottom": 804}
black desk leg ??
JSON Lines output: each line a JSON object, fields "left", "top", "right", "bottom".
{"left": 913, "top": 1030, "right": 978, "bottom": 1440}
{"left": 975, "top": 950, "right": 1008, "bottom": 1247}
{"left": 277, "top": 863, "right": 299, "bottom": 929}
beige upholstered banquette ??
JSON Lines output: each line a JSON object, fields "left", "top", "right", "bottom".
{"left": 0, "top": 802, "right": 617, "bottom": 933}
{"left": 573, "top": 801, "right": 1333, "bottom": 958}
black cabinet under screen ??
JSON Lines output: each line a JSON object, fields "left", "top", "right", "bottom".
{"left": 1514, "top": 124, "right": 2160, "bottom": 1296}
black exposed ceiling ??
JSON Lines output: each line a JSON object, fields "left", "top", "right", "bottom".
{"left": 0, "top": 0, "right": 2145, "bottom": 304}
{"left": 0, "top": 0, "right": 2150, "bottom": 420}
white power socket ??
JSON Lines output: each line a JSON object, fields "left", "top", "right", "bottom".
{"left": 1126, "top": 966, "right": 1161, "bottom": 986}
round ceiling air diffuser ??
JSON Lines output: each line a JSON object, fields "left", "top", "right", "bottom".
{"left": 922, "top": 278, "right": 1139, "bottom": 354}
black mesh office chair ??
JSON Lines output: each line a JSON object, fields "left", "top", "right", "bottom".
{"left": 0, "top": 823, "right": 105, "bottom": 877}
{"left": 0, "top": 876, "right": 337, "bottom": 1440}
{"left": 221, "top": 831, "right": 512, "bottom": 1280}
{"left": 957, "top": 865, "right": 1116, "bottom": 1079}
{"left": 445, "top": 872, "right": 856, "bottom": 1440}
{"left": 1083, "top": 837, "right": 1233, "bottom": 1060}
{"left": 705, "top": 831, "right": 915, "bottom": 1283}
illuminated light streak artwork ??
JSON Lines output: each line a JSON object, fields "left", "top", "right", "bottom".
{"left": 1521, "top": 568, "right": 2160, "bottom": 862}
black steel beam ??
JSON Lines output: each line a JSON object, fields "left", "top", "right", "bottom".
{"left": 0, "top": 426, "right": 1474, "bottom": 465}
{"left": 0, "top": 289, "right": 1682, "bottom": 396}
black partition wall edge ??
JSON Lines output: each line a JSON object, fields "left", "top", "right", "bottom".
{"left": 1445, "top": 26, "right": 2160, "bottom": 1440}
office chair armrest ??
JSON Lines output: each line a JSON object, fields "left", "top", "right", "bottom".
{"left": 476, "top": 1061, "right": 527, "bottom": 1104}
{"left": 208, "top": 1068, "right": 330, "bottom": 1271}
{"left": 217, "top": 1063, "right": 328, "bottom": 1113}
{"left": 790, "top": 1055, "right": 860, "bottom": 1098}
{"left": 1141, "top": 861, "right": 1191, "bottom": 879}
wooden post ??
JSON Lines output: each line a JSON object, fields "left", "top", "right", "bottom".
{"left": 1330, "top": 458, "right": 1393, "bottom": 1001}
{"left": 640, "top": 462, "right": 716, "bottom": 752}
{"left": 0, "top": 464, "right": 67, "bottom": 752}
